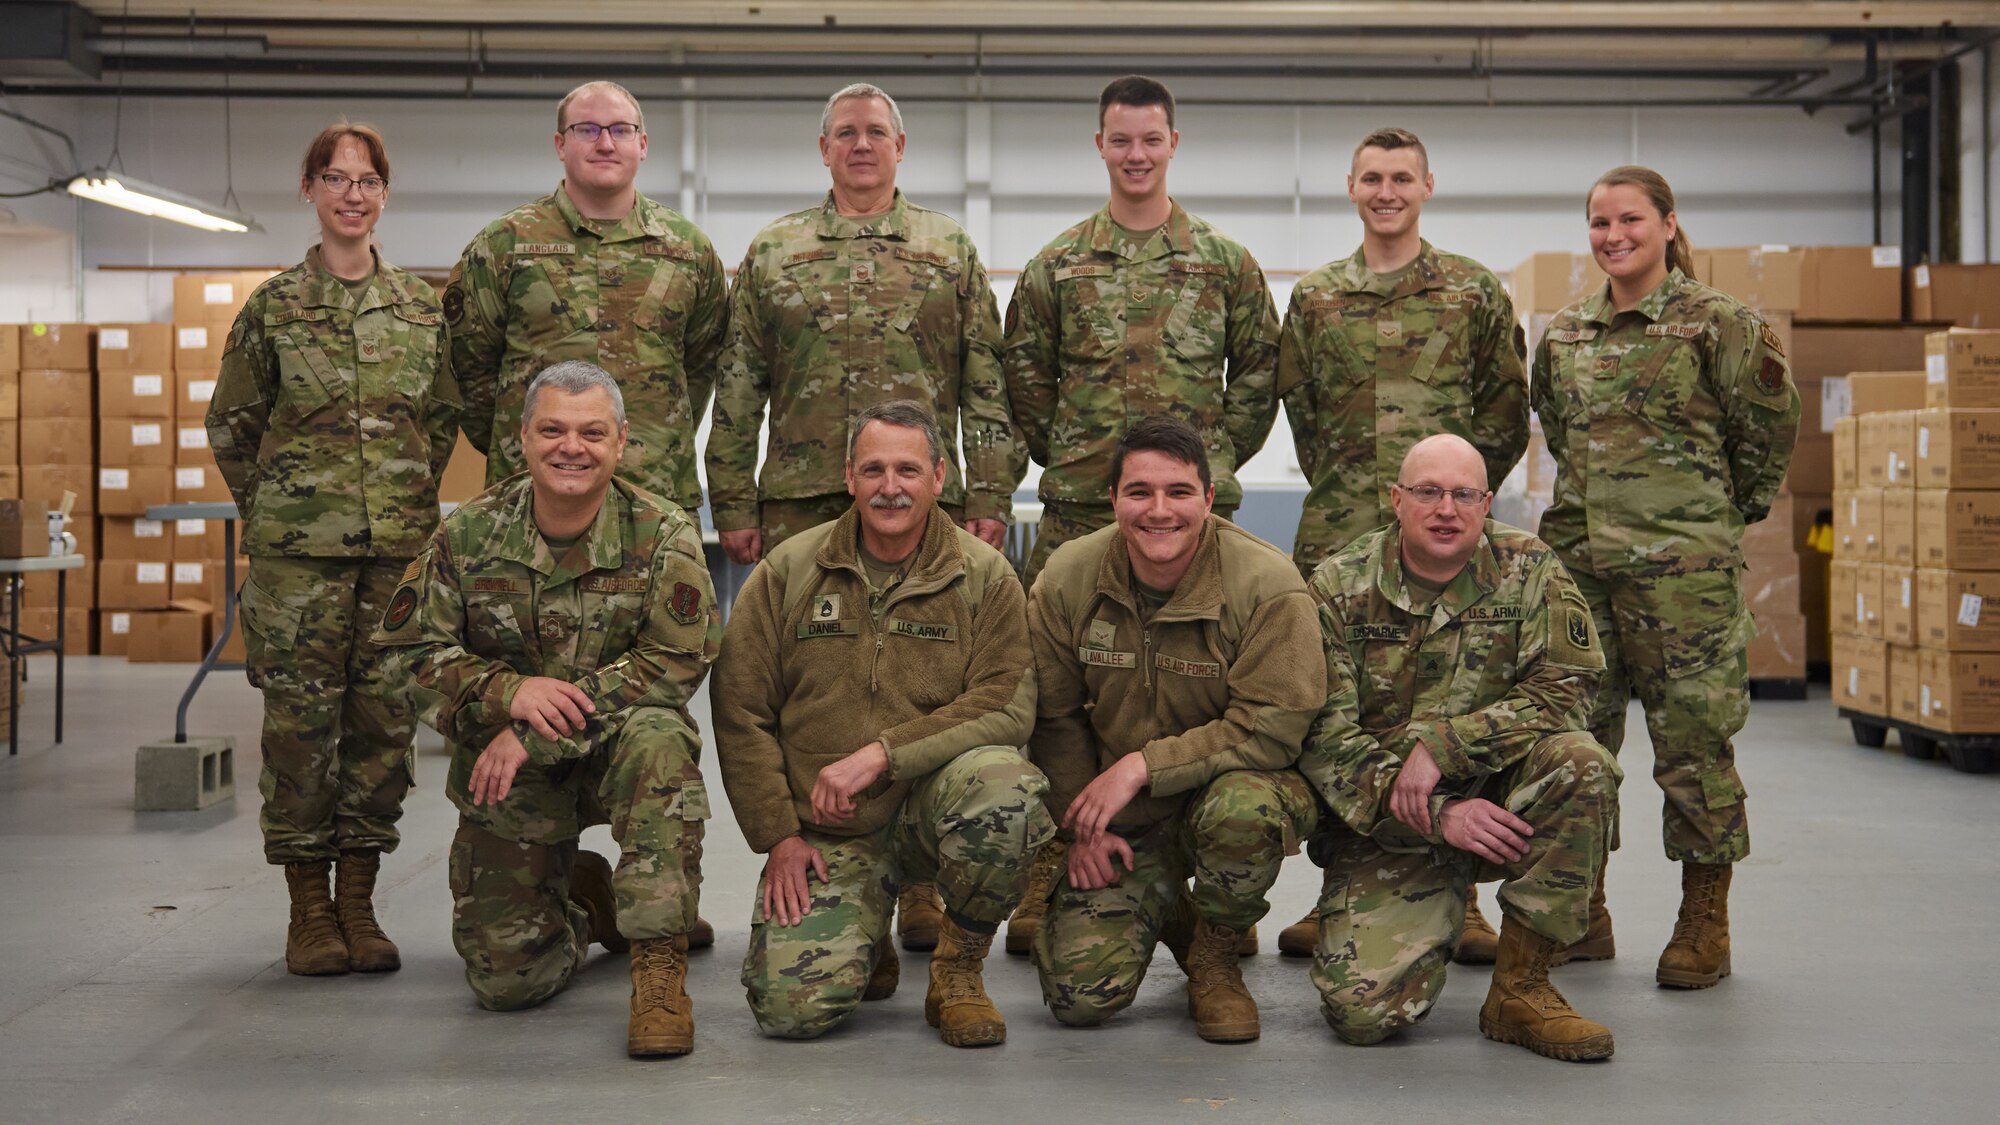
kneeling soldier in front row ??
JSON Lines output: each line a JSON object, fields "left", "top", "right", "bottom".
{"left": 1300, "top": 433, "right": 1619, "bottom": 1061}
{"left": 376, "top": 361, "right": 721, "bottom": 1058}
{"left": 713, "top": 400, "right": 1051, "bottom": 1047}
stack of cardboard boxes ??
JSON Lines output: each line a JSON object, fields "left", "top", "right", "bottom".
{"left": 15, "top": 322, "right": 96, "bottom": 647}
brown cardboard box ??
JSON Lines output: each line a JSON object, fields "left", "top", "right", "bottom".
{"left": 0, "top": 419, "right": 16, "bottom": 464}
{"left": 214, "top": 608, "right": 245, "bottom": 663}
{"left": 97, "top": 558, "right": 172, "bottom": 610}
{"left": 1881, "top": 487, "right": 1918, "bottom": 565}
{"left": 96, "top": 370, "right": 173, "bottom": 420}
{"left": 0, "top": 324, "right": 18, "bottom": 373}
{"left": 96, "top": 466, "right": 173, "bottom": 517}
{"left": 19, "top": 464, "right": 94, "bottom": 515}
{"left": 99, "top": 516, "right": 173, "bottom": 563}
{"left": 1510, "top": 253, "right": 1604, "bottom": 315}
{"left": 171, "top": 517, "right": 232, "bottom": 561}
{"left": 98, "top": 418, "right": 174, "bottom": 467}
{"left": 1856, "top": 411, "right": 1917, "bottom": 488}
{"left": 172, "top": 324, "right": 223, "bottom": 374}
{"left": 18, "top": 418, "right": 94, "bottom": 465}
{"left": 1888, "top": 643, "right": 1923, "bottom": 723}
{"left": 1856, "top": 562, "right": 1885, "bottom": 638}
{"left": 173, "top": 425, "right": 211, "bottom": 467}
{"left": 1913, "top": 408, "right": 2000, "bottom": 489}
{"left": 1708, "top": 247, "right": 1804, "bottom": 311}
{"left": 0, "top": 499, "right": 48, "bottom": 558}
{"left": 438, "top": 434, "right": 488, "bottom": 504}
{"left": 18, "top": 369, "right": 92, "bottom": 419}
{"left": 1923, "top": 328, "right": 2000, "bottom": 408}
{"left": 96, "top": 609, "right": 134, "bottom": 658}
{"left": 175, "top": 369, "right": 217, "bottom": 423}
{"left": 93, "top": 324, "right": 173, "bottom": 373}
{"left": 172, "top": 464, "right": 231, "bottom": 503}
{"left": 19, "top": 607, "right": 92, "bottom": 653}
{"left": 1832, "top": 415, "right": 1859, "bottom": 490}
{"left": 0, "top": 368, "right": 17, "bottom": 420}
{"left": 1908, "top": 263, "right": 2000, "bottom": 328}
{"left": 0, "top": 467, "right": 17, "bottom": 499}
{"left": 1747, "top": 611, "right": 1808, "bottom": 679}
{"left": 1882, "top": 565, "right": 1918, "bottom": 644}
{"left": 128, "top": 600, "right": 211, "bottom": 663}
{"left": 19, "top": 561, "right": 94, "bottom": 609}
{"left": 1743, "top": 551, "right": 1802, "bottom": 614}
{"left": 1783, "top": 433, "right": 1833, "bottom": 494}
{"left": 1915, "top": 568, "right": 2000, "bottom": 650}
{"left": 1743, "top": 492, "right": 1832, "bottom": 555}
{"left": 19, "top": 323, "right": 91, "bottom": 370}
{"left": 172, "top": 275, "right": 254, "bottom": 328}
{"left": 1916, "top": 649, "right": 2000, "bottom": 733}
{"left": 1915, "top": 489, "right": 2000, "bottom": 569}
{"left": 1834, "top": 489, "right": 1883, "bottom": 560}
{"left": 1710, "top": 246, "right": 1903, "bottom": 319}
{"left": 169, "top": 560, "right": 227, "bottom": 605}
{"left": 1832, "top": 560, "right": 1860, "bottom": 633}
{"left": 1831, "top": 371, "right": 1931, "bottom": 427}
{"left": 1833, "top": 632, "right": 1889, "bottom": 715}
{"left": 1793, "top": 324, "right": 1937, "bottom": 384}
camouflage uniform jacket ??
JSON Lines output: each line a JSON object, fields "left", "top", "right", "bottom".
{"left": 1028, "top": 516, "right": 1324, "bottom": 830}
{"left": 1531, "top": 268, "right": 1800, "bottom": 578}
{"left": 1300, "top": 520, "right": 1603, "bottom": 849}
{"left": 445, "top": 184, "right": 728, "bottom": 509}
{"left": 1003, "top": 201, "right": 1281, "bottom": 509}
{"left": 209, "top": 245, "right": 460, "bottom": 558}
{"left": 373, "top": 475, "right": 721, "bottom": 824}
{"left": 1277, "top": 241, "right": 1529, "bottom": 561}
{"left": 712, "top": 506, "right": 1034, "bottom": 853}
{"left": 706, "top": 190, "right": 1019, "bottom": 527}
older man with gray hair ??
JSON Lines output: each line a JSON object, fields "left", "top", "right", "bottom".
{"left": 376, "top": 361, "right": 723, "bottom": 1058}
{"left": 707, "top": 80, "right": 1024, "bottom": 952}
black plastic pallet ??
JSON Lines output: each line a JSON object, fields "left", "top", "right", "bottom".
{"left": 1749, "top": 677, "right": 1809, "bottom": 701}
{"left": 1837, "top": 708, "right": 1998, "bottom": 774}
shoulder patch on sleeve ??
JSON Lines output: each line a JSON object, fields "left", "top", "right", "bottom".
{"left": 442, "top": 286, "right": 466, "bottom": 326}
{"left": 1760, "top": 323, "right": 1787, "bottom": 358}
{"left": 1547, "top": 586, "right": 1599, "bottom": 667}
{"left": 669, "top": 581, "right": 703, "bottom": 624}
{"left": 1756, "top": 355, "right": 1788, "bottom": 396}
{"left": 383, "top": 585, "right": 419, "bottom": 633}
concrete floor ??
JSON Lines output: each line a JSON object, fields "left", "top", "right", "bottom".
{"left": 1, "top": 657, "right": 1996, "bottom": 1124}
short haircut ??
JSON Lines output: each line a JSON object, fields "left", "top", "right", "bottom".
{"left": 299, "top": 122, "right": 390, "bottom": 190}
{"left": 848, "top": 399, "right": 944, "bottom": 465}
{"left": 1352, "top": 126, "right": 1428, "bottom": 174}
{"left": 524, "top": 361, "right": 626, "bottom": 428}
{"left": 1110, "top": 415, "right": 1210, "bottom": 493}
{"left": 1098, "top": 74, "right": 1175, "bottom": 130}
{"left": 821, "top": 82, "right": 904, "bottom": 138}
{"left": 556, "top": 80, "right": 645, "bottom": 133}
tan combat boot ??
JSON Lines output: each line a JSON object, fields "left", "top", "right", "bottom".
{"left": 926, "top": 915, "right": 1006, "bottom": 1047}
{"left": 1479, "top": 913, "right": 1615, "bottom": 1061}
{"left": 863, "top": 939, "right": 900, "bottom": 1001}
{"left": 1186, "top": 917, "right": 1260, "bottom": 1043}
{"left": 1656, "top": 863, "right": 1732, "bottom": 989}
{"left": 333, "top": 850, "right": 400, "bottom": 972}
{"left": 283, "top": 861, "right": 349, "bottom": 976}
{"left": 1456, "top": 888, "right": 1499, "bottom": 964}
{"left": 628, "top": 935, "right": 694, "bottom": 1057}
{"left": 1552, "top": 873, "right": 1616, "bottom": 967}
{"left": 568, "top": 851, "right": 630, "bottom": 953}
{"left": 1004, "top": 840, "right": 1066, "bottom": 955}
{"left": 897, "top": 882, "right": 945, "bottom": 952}
{"left": 1278, "top": 908, "right": 1317, "bottom": 958}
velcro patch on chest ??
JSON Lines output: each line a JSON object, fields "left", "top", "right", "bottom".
{"left": 1085, "top": 618, "right": 1119, "bottom": 651}
{"left": 895, "top": 248, "right": 950, "bottom": 269}
{"left": 1078, "top": 647, "right": 1137, "bottom": 669}
{"left": 1417, "top": 650, "right": 1449, "bottom": 679}
{"left": 1546, "top": 328, "right": 1595, "bottom": 344}
{"left": 514, "top": 242, "right": 573, "bottom": 255}
{"left": 1346, "top": 623, "right": 1413, "bottom": 642}
{"left": 468, "top": 577, "right": 530, "bottom": 595}
{"left": 644, "top": 240, "right": 698, "bottom": 260}
{"left": 1430, "top": 290, "right": 1479, "bottom": 304}
{"left": 890, "top": 619, "right": 957, "bottom": 641}
{"left": 1459, "top": 605, "right": 1525, "bottom": 623}
{"left": 798, "top": 619, "right": 860, "bottom": 639}
{"left": 1171, "top": 259, "right": 1227, "bottom": 276}
{"left": 1155, "top": 652, "right": 1221, "bottom": 678}
{"left": 1646, "top": 323, "right": 1704, "bottom": 339}
{"left": 581, "top": 575, "right": 649, "bottom": 594}
{"left": 1054, "top": 264, "right": 1113, "bottom": 283}
{"left": 783, "top": 249, "right": 837, "bottom": 268}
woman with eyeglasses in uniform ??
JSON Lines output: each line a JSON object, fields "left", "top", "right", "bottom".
{"left": 1529, "top": 166, "right": 1798, "bottom": 989}
{"left": 207, "top": 122, "right": 460, "bottom": 977}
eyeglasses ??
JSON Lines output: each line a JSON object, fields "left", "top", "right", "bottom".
{"left": 316, "top": 173, "right": 386, "bottom": 197}
{"left": 563, "top": 122, "right": 642, "bottom": 144}
{"left": 1397, "top": 483, "right": 1490, "bottom": 506}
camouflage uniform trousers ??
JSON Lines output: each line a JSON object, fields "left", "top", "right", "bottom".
{"left": 1023, "top": 499, "right": 1240, "bottom": 587}
{"left": 1309, "top": 731, "right": 1620, "bottom": 1045}
{"left": 448, "top": 706, "right": 709, "bottom": 1011}
{"left": 241, "top": 556, "right": 415, "bottom": 865}
{"left": 1033, "top": 769, "right": 1315, "bottom": 1027}
{"left": 742, "top": 746, "right": 1053, "bottom": 1039}
{"left": 1569, "top": 567, "right": 1752, "bottom": 865}
{"left": 759, "top": 495, "right": 969, "bottom": 555}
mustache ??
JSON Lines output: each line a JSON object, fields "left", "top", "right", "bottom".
{"left": 868, "top": 494, "right": 914, "bottom": 510}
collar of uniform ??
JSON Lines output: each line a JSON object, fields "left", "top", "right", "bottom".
{"left": 815, "top": 502, "right": 965, "bottom": 592}
{"left": 1330, "top": 239, "right": 1439, "bottom": 298}
{"left": 1375, "top": 521, "right": 1500, "bottom": 618}
{"left": 815, "top": 188, "right": 913, "bottom": 241}
{"left": 1096, "top": 513, "right": 1224, "bottom": 620}
{"left": 1082, "top": 198, "right": 1194, "bottom": 260}
{"left": 1577, "top": 265, "right": 1688, "bottom": 326}
{"left": 504, "top": 477, "right": 632, "bottom": 578}
{"left": 550, "top": 182, "right": 663, "bottom": 243}
{"left": 301, "top": 243, "right": 397, "bottom": 315}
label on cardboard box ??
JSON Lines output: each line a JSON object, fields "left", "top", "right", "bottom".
{"left": 188, "top": 379, "right": 215, "bottom": 403}
{"left": 175, "top": 468, "right": 204, "bottom": 488}
{"left": 1761, "top": 244, "right": 1792, "bottom": 254}
{"left": 203, "top": 283, "right": 234, "bottom": 305}
{"left": 172, "top": 562, "right": 202, "bottom": 584}
{"left": 134, "top": 518, "right": 163, "bottom": 538}
{"left": 100, "top": 328, "right": 129, "bottom": 350}
{"left": 1919, "top": 427, "right": 1931, "bottom": 457}
{"left": 136, "top": 562, "right": 167, "bottom": 585}
{"left": 130, "top": 423, "right": 162, "bottom": 447}
{"left": 1873, "top": 246, "right": 1903, "bottom": 269}
{"left": 99, "top": 468, "right": 130, "bottom": 491}
{"left": 1929, "top": 354, "right": 1948, "bottom": 383}
{"left": 1923, "top": 684, "right": 1933, "bottom": 712}
{"left": 1961, "top": 594, "right": 1983, "bottom": 627}
{"left": 1849, "top": 667, "right": 1859, "bottom": 695}
{"left": 178, "top": 428, "right": 207, "bottom": 449}
{"left": 1904, "top": 576, "right": 1913, "bottom": 607}
{"left": 177, "top": 327, "right": 207, "bottom": 349}
{"left": 1916, "top": 264, "right": 1932, "bottom": 289}
{"left": 109, "top": 612, "right": 130, "bottom": 635}
{"left": 131, "top": 374, "right": 163, "bottom": 398}
{"left": 175, "top": 519, "right": 205, "bottom": 535}
{"left": 1821, "top": 381, "right": 1850, "bottom": 432}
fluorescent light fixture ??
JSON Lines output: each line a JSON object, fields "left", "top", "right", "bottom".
{"left": 65, "top": 168, "right": 261, "bottom": 234}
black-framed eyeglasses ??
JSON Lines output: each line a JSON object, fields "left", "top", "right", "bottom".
{"left": 1396, "top": 483, "right": 1490, "bottom": 506}
{"left": 317, "top": 173, "right": 386, "bottom": 197}
{"left": 563, "top": 121, "right": 642, "bottom": 144}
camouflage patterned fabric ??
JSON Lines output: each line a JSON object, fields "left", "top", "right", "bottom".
{"left": 707, "top": 191, "right": 1020, "bottom": 533}
{"left": 741, "top": 746, "right": 1054, "bottom": 1039}
{"left": 208, "top": 245, "right": 460, "bottom": 558}
{"left": 241, "top": 556, "right": 415, "bottom": 864}
{"left": 1277, "top": 241, "right": 1528, "bottom": 577}
{"left": 1299, "top": 520, "right": 1619, "bottom": 1042}
{"left": 375, "top": 474, "right": 721, "bottom": 1007}
{"left": 1531, "top": 269, "right": 1798, "bottom": 864}
{"left": 446, "top": 186, "right": 728, "bottom": 509}
{"left": 1033, "top": 769, "right": 1316, "bottom": 1027}
{"left": 1003, "top": 201, "right": 1280, "bottom": 513}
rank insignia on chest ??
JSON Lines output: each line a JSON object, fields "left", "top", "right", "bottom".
{"left": 1086, "top": 618, "right": 1118, "bottom": 650}
{"left": 853, "top": 262, "right": 876, "bottom": 284}
{"left": 539, "top": 614, "right": 576, "bottom": 642}
{"left": 1417, "top": 650, "right": 1448, "bottom": 679}
{"left": 811, "top": 594, "right": 842, "bottom": 622}
{"left": 669, "top": 582, "right": 703, "bottom": 624}
{"left": 1377, "top": 320, "right": 1403, "bottom": 341}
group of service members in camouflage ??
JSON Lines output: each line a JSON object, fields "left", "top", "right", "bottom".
{"left": 208, "top": 71, "right": 1799, "bottom": 1065}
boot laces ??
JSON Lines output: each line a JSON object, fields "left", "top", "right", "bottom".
{"left": 1670, "top": 872, "right": 1719, "bottom": 947}
{"left": 1187, "top": 926, "right": 1243, "bottom": 997}
{"left": 635, "top": 943, "right": 684, "bottom": 1012}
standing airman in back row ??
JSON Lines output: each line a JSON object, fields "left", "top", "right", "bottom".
{"left": 1274, "top": 126, "right": 1529, "bottom": 960}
